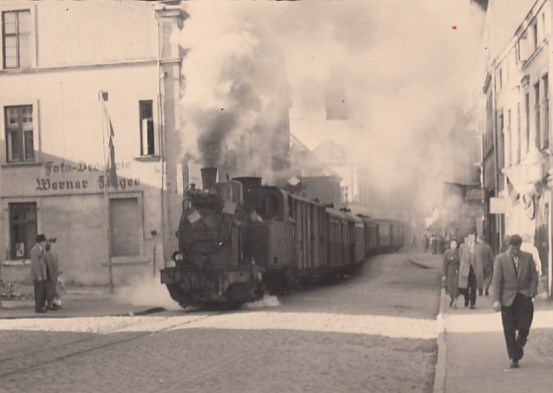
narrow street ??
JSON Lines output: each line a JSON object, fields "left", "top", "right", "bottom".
{"left": 0, "top": 250, "right": 442, "bottom": 393}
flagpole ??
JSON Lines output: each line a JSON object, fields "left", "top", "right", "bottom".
{"left": 99, "top": 91, "right": 115, "bottom": 293}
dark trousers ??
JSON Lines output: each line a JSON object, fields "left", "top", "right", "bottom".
{"left": 33, "top": 279, "right": 47, "bottom": 312}
{"left": 461, "top": 266, "right": 477, "bottom": 307}
{"left": 501, "top": 293, "right": 534, "bottom": 360}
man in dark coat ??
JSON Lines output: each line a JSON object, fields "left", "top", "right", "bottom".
{"left": 30, "top": 234, "right": 48, "bottom": 313}
{"left": 492, "top": 234, "right": 539, "bottom": 369}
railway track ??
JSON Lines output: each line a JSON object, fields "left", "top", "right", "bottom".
{"left": 0, "top": 312, "right": 220, "bottom": 379}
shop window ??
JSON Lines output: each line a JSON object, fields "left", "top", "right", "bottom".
{"left": 9, "top": 202, "right": 37, "bottom": 260}
{"left": 1, "top": 9, "right": 31, "bottom": 69}
{"left": 4, "top": 105, "right": 35, "bottom": 162}
{"left": 139, "top": 100, "right": 157, "bottom": 156}
{"left": 110, "top": 198, "right": 139, "bottom": 257}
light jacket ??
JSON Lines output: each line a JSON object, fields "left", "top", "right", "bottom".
{"left": 30, "top": 243, "right": 47, "bottom": 281}
{"left": 458, "top": 242, "right": 484, "bottom": 289}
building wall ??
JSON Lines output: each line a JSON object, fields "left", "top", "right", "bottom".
{"left": 0, "top": 1, "right": 184, "bottom": 285}
{"left": 300, "top": 176, "right": 341, "bottom": 206}
{"left": 482, "top": 0, "right": 552, "bottom": 287}
{"left": 487, "top": 0, "right": 550, "bottom": 238}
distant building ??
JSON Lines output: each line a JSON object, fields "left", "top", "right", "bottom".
{"left": 0, "top": 1, "right": 185, "bottom": 285}
{"left": 311, "top": 140, "right": 409, "bottom": 221}
{"left": 288, "top": 134, "right": 341, "bottom": 205}
{"left": 440, "top": 106, "right": 485, "bottom": 241}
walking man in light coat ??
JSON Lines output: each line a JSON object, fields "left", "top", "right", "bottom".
{"left": 458, "top": 232, "right": 483, "bottom": 309}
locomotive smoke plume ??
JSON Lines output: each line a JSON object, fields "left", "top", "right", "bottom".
{"left": 177, "top": 3, "right": 291, "bottom": 183}
{"left": 177, "top": 1, "right": 485, "bottom": 203}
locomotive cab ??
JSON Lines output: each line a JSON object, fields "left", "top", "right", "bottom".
{"left": 235, "top": 178, "right": 295, "bottom": 293}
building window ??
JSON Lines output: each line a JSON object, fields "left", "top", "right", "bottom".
{"left": 535, "top": 82, "right": 540, "bottom": 148}
{"left": 8, "top": 202, "right": 37, "bottom": 260}
{"left": 533, "top": 21, "right": 538, "bottom": 51}
{"left": 506, "top": 109, "right": 512, "bottom": 165}
{"left": 110, "top": 198, "right": 139, "bottom": 257}
{"left": 4, "top": 105, "right": 35, "bottom": 162}
{"left": 525, "top": 92, "right": 530, "bottom": 153}
{"left": 139, "top": 100, "right": 157, "bottom": 156}
{"left": 498, "top": 111, "right": 505, "bottom": 171}
{"left": 2, "top": 9, "right": 31, "bottom": 69}
{"left": 543, "top": 13, "right": 546, "bottom": 40}
{"left": 517, "top": 102, "right": 521, "bottom": 162}
{"left": 517, "top": 35, "right": 530, "bottom": 63}
{"left": 544, "top": 74, "right": 549, "bottom": 148}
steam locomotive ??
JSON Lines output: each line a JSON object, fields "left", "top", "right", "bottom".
{"left": 160, "top": 168, "right": 405, "bottom": 308}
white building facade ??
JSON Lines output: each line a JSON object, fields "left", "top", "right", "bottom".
{"left": 0, "top": 1, "right": 185, "bottom": 286}
{"left": 482, "top": 0, "right": 553, "bottom": 296}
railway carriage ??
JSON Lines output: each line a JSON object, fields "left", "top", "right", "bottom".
{"left": 289, "top": 194, "right": 327, "bottom": 278}
{"left": 390, "top": 220, "right": 405, "bottom": 251}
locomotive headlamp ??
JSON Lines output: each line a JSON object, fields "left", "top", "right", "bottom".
{"left": 171, "top": 251, "right": 184, "bottom": 263}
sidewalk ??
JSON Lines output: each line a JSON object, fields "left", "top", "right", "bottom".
{"left": 438, "top": 282, "right": 553, "bottom": 393}
{"left": 0, "top": 286, "right": 165, "bottom": 319}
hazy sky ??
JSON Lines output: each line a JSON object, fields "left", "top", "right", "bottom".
{"left": 177, "top": 0, "right": 486, "bottom": 196}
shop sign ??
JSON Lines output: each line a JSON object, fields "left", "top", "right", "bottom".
{"left": 35, "top": 160, "right": 140, "bottom": 192}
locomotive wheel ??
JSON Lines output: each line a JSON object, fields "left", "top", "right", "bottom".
{"left": 166, "top": 283, "right": 188, "bottom": 308}
{"left": 226, "top": 282, "right": 251, "bottom": 304}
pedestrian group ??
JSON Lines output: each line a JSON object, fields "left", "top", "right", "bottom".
{"left": 441, "top": 231, "right": 540, "bottom": 369}
{"left": 30, "top": 233, "right": 63, "bottom": 313}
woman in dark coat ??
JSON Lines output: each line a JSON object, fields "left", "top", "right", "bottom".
{"left": 44, "top": 239, "right": 60, "bottom": 310}
{"left": 442, "top": 240, "right": 460, "bottom": 308}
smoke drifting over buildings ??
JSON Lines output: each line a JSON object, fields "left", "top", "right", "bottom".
{"left": 177, "top": 1, "right": 486, "bottom": 198}
{"left": 177, "top": 3, "right": 291, "bottom": 182}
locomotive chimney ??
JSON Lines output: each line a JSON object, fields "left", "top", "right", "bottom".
{"left": 201, "top": 167, "right": 218, "bottom": 190}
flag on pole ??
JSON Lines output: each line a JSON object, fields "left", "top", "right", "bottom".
{"left": 100, "top": 93, "right": 118, "bottom": 188}
{"left": 107, "top": 117, "right": 118, "bottom": 188}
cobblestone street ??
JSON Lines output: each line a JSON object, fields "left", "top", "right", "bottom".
{"left": 0, "top": 251, "right": 442, "bottom": 393}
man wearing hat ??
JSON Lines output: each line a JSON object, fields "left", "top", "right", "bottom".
{"left": 30, "top": 234, "right": 48, "bottom": 313}
{"left": 492, "top": 234, "right": 539, "bottom": 369}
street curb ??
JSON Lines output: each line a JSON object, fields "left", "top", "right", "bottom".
{"left": 433, "top": 288, "right": 447, "bottom": 393}
{"left": 0, "top": 306, "right": 166, "bottom": 320}
{"left": 112, "top": 307, "right": 167, "bottom": 317}
{"left": 407, "top": 257, "right": 432, "bottom": 269}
